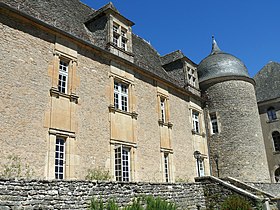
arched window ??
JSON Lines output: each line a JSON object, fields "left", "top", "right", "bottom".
{"left": 267, "top": 107, "right": 277, "bottom": 121}
{"left": 272, "top": 131, "right": 280, "bottom": 152}
{"left": 275, "top": 167, "right": 280, "bottom": 182}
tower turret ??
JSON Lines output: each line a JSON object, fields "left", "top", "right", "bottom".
{"left": 198, "top": 37, "right": 270, "bottom": 182}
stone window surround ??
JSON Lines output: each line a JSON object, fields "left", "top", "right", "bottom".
{"left": 48, "top": 128, "right": 76, "bottom": 180}
{"left": 157, "top": 93, "right": 173, "bottom": 128}
{"left": 110, "top": 139, "right": 137, "bottom": 182}
{"left": 209, "top": 112, "right": 219, "bottom": 135}
{"left": 50, "top": 52, "right": 79, "bottom": 104}
{"left": 186, "top": 65, "right": 197, "bottom": 88}
{"left": 160, "top": 148, "right": 173, "bottom": 183}
{"left": 114, "top": 144, "right": 131, "bottom": 182}
{"left": 267, "top": 106, "right": 278, "bottom": 122}
{"left": 272, "top": 130, "right": 280, "bottom": 153}
{"left": 114, "top": 80, "right": 129, "bottom": 112}
{"left": 190, "top": 108, "right": 205, "bottom": 137}
{"left": 108, "top": 74, "right": 138, "bottom": 119}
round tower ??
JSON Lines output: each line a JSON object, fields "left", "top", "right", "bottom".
{"left": 198, "top": 37, "right": 270, "bottom": 182}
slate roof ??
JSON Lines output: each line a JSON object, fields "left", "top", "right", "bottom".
{"left": 197, "top": 38, "right": 250, "bottom": 83}
{"left": 254, "top": 62, "right": 280, "bottom": 102}
{"left": 161, "top": 50, "right": 185, "bottom": 66}
{"left": 1, "top": 0, "right": 196, "bottom": 94}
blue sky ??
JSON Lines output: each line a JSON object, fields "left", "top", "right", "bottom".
{"left": 81, "top": 0, "right": 280, "bottom": 77}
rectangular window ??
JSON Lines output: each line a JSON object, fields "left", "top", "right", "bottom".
{"left": 58, "top": 60, "right": 68, "bottom": 93}
{"left": 160, "top": 98, "right": 166, "bottom": 123}
{"left": 113, "top": 24, "right": 118, "bottom": 33}
{"left": 164, "top": 153, "right": 169, "bottom": 182}
{"left": 115, "top": 145, "right": 130, "bottom": 181}
{"left": 210, "top": 113, "right": 219, "bottom": 134}
{"left": 198, "top": 159, "right": 205, "bottom": 177}
{"left": 121, "top": 29, "right": 127, "bottom": 50}
{"left": 55, "top": 137, "right": 65, "bottom": 179}
{"left": 192, "top": 111, "right": 200, "bottom": 133}
{"left": 114, "top": 81, "right": 128, "bottom": 112}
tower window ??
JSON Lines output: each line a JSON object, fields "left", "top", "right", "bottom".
{"left": 272, "top": 131, "right": 280, "bottom": 152}
{"left": 267, "top": 107, "right": 277, "bottom": 121}
{"left": 210, "top": 113, "right": 219, "bottom": 134}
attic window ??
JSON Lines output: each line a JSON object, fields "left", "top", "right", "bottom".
{"left": 187, "top": 67, "right": 196, "bottom": 87}
{"left": 112, "top": 23, "right": 127, "bottom": 51}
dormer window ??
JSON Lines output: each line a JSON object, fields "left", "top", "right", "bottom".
{"left": 187, "top": 67, "right": 197, "bottom": 87}
{"left": 112, "top": 23, "right": 127, "bottom": 51}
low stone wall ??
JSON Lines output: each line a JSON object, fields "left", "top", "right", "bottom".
{"left": 247, "top": 182, "right": 280, "bottom": 197}
{"left": 0, "top": 178, "right": 206, "bottom": 209}
{"left": 0, "top": 177, "right": 277, "bottom": 210}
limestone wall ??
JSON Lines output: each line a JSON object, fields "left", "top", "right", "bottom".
{"left": 204, "top": 80, "right": 270, "bottom": 182}
{"left": 0, "top": 179, "right": 206, "bottom": 210}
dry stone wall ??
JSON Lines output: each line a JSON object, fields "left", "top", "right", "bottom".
{"left": 0, "top": 179, "right": 206, "bottom": 210}
{"left": 1, "top": 177, "right": 278, "bottom": 210}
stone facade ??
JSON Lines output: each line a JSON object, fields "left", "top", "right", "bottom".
{"left": 254, "top": 62, "right": 280, "bottom": 183}
{"left": 0, "top": 0, "right": 278, "bottom": 194}
{"left": 0, "top": 2, "right": 209, "bottom": 183}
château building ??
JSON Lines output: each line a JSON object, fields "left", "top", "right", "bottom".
{"left": 0, "top": 0, "right": 279, "bottom": 184}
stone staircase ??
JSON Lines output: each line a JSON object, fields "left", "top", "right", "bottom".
{"left": 223, "top": 177, "right": 279, "bottom": 210}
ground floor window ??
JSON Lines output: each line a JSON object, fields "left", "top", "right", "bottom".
{"left": 275, "top": 167, "right": 280, "bottom": 182}
{"left": 55, "top": 137, "right": 65, "bottom": 179}
{"left": 164, "top": 153, "right": 170, "bottom": 182}
{"left": 115, "top": 145, "right": 130, "bottom": 181}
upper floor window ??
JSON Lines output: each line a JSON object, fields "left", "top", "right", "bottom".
{"left": 160, "top": 98, "right": 166, "bottom": 123}
{"left": 267, "top": 107, "right": 277, "bottom": 121}
{"left": 112, "top": 23, "right": 127, "bottom": 51}
{"left": 58, "top": 60, "right": 69, "bottom": 94}
{"left": 187, "top": 67, "right": 196, "bottom": 87}
{"left": 164, "top": 153, "right": 170, "bottom": 182}
{"left": 115, "top": 145, "right": 130, "bottom": 181}
{"left": 114, "top": 81, "right": 128, "bottom": 112}
{"left": 192, "top": 111, "right": 200, "bottom": 133}
{"left": 273, "top": 131, "right": 280, "bottom": 152}
{"left": 210, "top": 113, "right": 219, "bottom": 134}
{"left": 55, "top": 137, "right": 65, "bottom": 179}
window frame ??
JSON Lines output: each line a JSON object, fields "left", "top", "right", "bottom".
{"left": 272, "top": 131, "right": 280, "bottom": 152}
{"left": 192, "top": 111, "right": 200, "bottom": 133}
{"left": 160, "top": 97, "right": 166, "bottom": 123}
{"left": 197, "top": 159, "right": 205, "bottom": 177}
{"left": 112, "top": 23, "right": 127, "bottom": 51}
{"left": 210, "top": 113, "right": 219, "bottom": 134}
{"left": 267, "top": 107, "right": 277, "bottom": 121}
{"left": 114, "top": 145, "right": 131, "bottom": 182}
{"left": 58, "top": 60, "right": 69, "bottom": 94}
{"left": 55, "top": 136, "right": 66, "bottom": 180}
{"left": 114, "top": 80, "right": 129, "bottom": 112}
{"left": 164, "top": 153, "right": 170, "bottom": 182}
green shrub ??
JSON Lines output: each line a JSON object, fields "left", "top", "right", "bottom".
{"left": 89, "top": 196, "right": 177, "bottom": 210}
{"left": 145, "top": 196, "right": 177, "bottom": 210}
{"left": 85, "top": 167, "right": 111, "bottom": 181}
{"left": 221, "top": 195, "right": 252, "bottom": 210}
{"left": 1, "top": 155, "right": 34, "bottom": 179}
